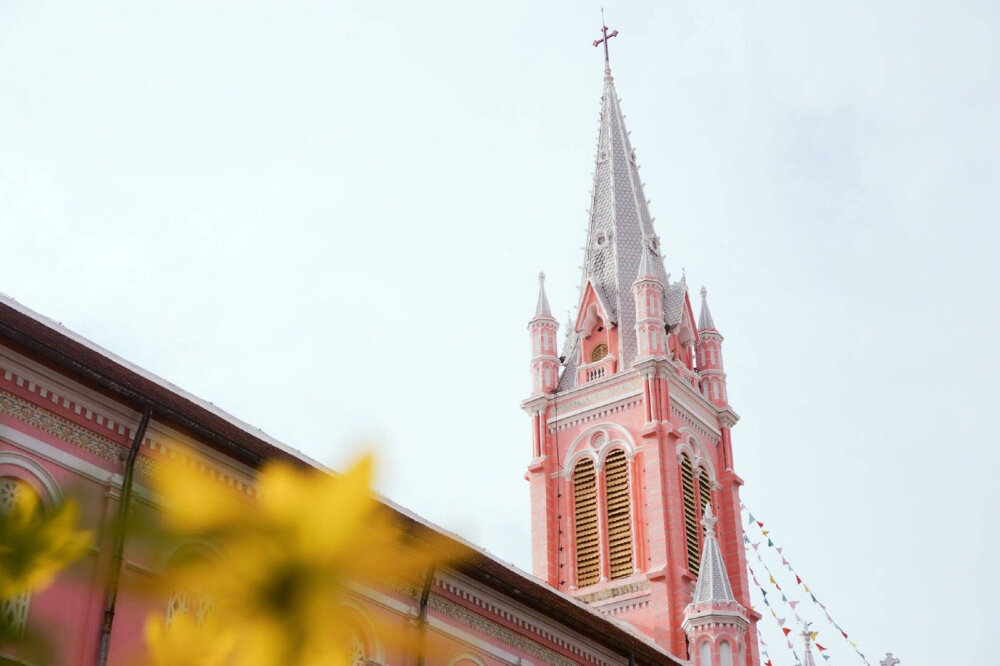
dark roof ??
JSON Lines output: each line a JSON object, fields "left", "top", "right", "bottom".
{"left": 0, "top": 293, "right": 681, "bottom": 665}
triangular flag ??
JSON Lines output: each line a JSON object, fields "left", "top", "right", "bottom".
{"left": 822, "top": 655, "right": 831, "bottom": 661}
{"left": 777, "top": 617, "right": 786, "bottom": 627}
{"left": 782, "top": 627, "right": 791, "bottom": 636}
{"left": 782, "top": 557, "right": 791, "bottom": 566}
{"left": 788, "top": 600, "right": 799, "bottom": 609}
{"left": 762, "top": 529, "right": 770, "bottom": 536}
{"left": 768, "top": 538, "right": 775, "bottom": 547}
{"left": 781, "top": 594, "right": 788, "bottom": 603}
{"left": 769, "top": 575, "right": 776, "bottom": 584}
{"left": 795, "top": 574, "right": 802, "bottom": 584}
{"left": 757, "top": 521, "right": 764, "bottom": 527}
{"left": 809, "top": 631, "right": 818, "bottom": 640}
{"left": 776, "top": 547, "right": 783, "bottom": 553}
{"left": 804, "top": 584, "right": 810, "bottom": 593}
{"left": 816, "top": 644, "right": 826, "bottom": 651}
{"left": 840, "top": 630, "right": 848, "bottom": 639}
{"left": 811, "top": 593, "right": 818, "bottom": 602}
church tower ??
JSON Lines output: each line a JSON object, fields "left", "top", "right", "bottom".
{"left": 522, "top": 24, "right": 760, "bottom": 663}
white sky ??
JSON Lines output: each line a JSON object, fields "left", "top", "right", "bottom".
{"left": 2, "top": 2, "right": 997, "bottom": 664}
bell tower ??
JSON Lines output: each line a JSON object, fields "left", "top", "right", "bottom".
{"left": 522, "top": 24, "right": 760, "bottom": 664}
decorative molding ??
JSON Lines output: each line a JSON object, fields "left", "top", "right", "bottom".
{"left": 575, "top": 580, "right": 650, "bottom": 605}
{"left": 548, "top": 397, "right": 642, "bottom": 434}
{"left": 435, "top": 572, "right": 624, "bottom": 666}
{"left": 0, "top": 388, "right": 123, "bottom": 464}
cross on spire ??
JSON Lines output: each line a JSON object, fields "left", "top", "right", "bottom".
{"left": 880, "top": 653, "right": 900, "bottom": 666}
{"left": 592, "top": 9, "right": 619, "bottom": 68}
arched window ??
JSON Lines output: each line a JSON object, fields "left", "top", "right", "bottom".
{"left": 719, "top": 641, "right": 733, "bottom": 666}
{"left": 604, "top": 449, "right": 633, "bottom": 580}
{"left": 573, "top": 459, "right": 600, "bottom": 587}
{"left": 680, "top": 453, "right": 716, "bottom": 574}
{"left": 591, "top": 343, "right": 609, "bottom": 362}
{"left": 163, "top": 544, "right": 217, "bottom": 628}
{"left": 698, "top": 640, "right": 711, "bottom": 666}
{"left": 0, "top": 477, "right": 36, "bottom": 638}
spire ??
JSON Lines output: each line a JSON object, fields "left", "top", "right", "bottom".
{"left": 559, "top": 47, "right": 671, "bottom": 391}
{"left": 636, "top": 238, "right": 659, "bottom": 281}
{"left": 691, "top": 504, "right": 736, "bottom": 604}
{"left": 535, "top": 272, "right": 553, "bottom": 318}
{"left": 698, "top": 286, "right": 717, "bottom": 331}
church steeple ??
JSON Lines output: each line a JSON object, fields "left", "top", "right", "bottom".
{"left": 559, "top": 35, "right": 682, "bottom": 390}
{"left": 523, "top": 24, "right": 759, "bottom": 664}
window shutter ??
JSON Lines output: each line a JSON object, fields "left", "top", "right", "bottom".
{"left": 604, "top": 449, "right": 633, "bottom": 579}
{"left": 573, "top": 459, "right": 600, "bottom": 587}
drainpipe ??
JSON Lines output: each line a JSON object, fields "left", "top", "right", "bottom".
{"left": 415, "top": 565, "right": 436, "bottom": 666}
{"left": 96, "top": 404, "right": 152, "bottom": 666}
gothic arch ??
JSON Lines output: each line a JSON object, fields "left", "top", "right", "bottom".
{"left": 563, "top": 423, "right": 637, "bottom": 475}
{"left": 674, "top": 431, "right": 717, "bottom": 488}
{"left": 0, "top": 450, "right": 63, "bottom": 509}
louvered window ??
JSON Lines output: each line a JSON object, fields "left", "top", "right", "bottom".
{"left": 680, "top": 455, "right": 700, "bottom": 574}
{"left": 604, "top": 449, "right": 633, "bottom": 579}
{"left": 573, "top": 459, "right": 600, "bottom": 587}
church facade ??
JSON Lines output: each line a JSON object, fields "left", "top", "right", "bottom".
{"left": 523, "top": 49, "right": 758, "bottom": 666}
{"left": 0, "top": 38, "right": 756, "bottom": 666}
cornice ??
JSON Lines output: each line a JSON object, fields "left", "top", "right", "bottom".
{"left": 436, "top": 570, "right": 626, "bottom": 666}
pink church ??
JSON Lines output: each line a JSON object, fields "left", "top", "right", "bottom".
{"left": 0, "top": 34, "right": 756, "bottom": 666}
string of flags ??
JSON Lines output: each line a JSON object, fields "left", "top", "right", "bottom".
{"left": 747, "top": 557, "right": 803, "bottom": 665}
{"left": 742, "top": 501, "right": 872, "bottom": 666}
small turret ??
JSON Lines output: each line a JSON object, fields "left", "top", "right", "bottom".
{"left": 528, "top": 272, "right": 560, "bottom": 395}
{"left": 683, "top": 504, "right": 749, "bottom": 666}
{"left": 632, "top": 239, "right": 667, "bottom": 361}
{"left": 696, "top": 287, "right": 728, "bottom": 407}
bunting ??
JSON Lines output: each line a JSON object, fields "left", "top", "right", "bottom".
{"left": 741, "top": 501, "right": 873, "bottom": 666}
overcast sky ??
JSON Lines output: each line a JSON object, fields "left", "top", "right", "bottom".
{"left": 2, "top": 2, "right": 997, "bottom": 664}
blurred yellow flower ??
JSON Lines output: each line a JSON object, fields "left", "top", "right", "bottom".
{"left": 0, "top": 480, "right": 92, "bottom": 598}
{"left": 144, "top": 613, "right": 237, "bottom": 666}
{"left": 150, "top": 452, "right": 462, "bottom": 666}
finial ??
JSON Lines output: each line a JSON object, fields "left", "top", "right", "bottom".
{"left": 880, "top": 654, "right": 900, "bottom": 666}
{"left": 539, "top": 271, "right": 546, "bottom": 285}
{"left": 701, "top": 503, "right": 717, "bottom": 537}
{"left": 700, "top": 286, "right": 708, "bottom": 300}
{"left": 592, "top": 10, "right": 619, "bottom": 73}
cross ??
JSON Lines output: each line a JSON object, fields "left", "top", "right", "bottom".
{"left": 880, "top": 653, "right": 900, "bottom": 666}
{"left": 592, "top": 9, "right": 619, "bottom": 65}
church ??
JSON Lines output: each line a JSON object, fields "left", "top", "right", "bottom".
{"left": 0, "top": 24, "right": 847, "bottom": 666}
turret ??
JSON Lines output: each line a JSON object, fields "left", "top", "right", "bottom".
{"left": 682, "top": 504, "right": 749, "bottom": 666}
{"left": 528, "top": 272, "right": 560, "bottom": 395}
{"left": 633, "top": 239, "right": 668, "bottom": 360}
{"left": 696, "top": 287, "right": 728, "bottom": 407}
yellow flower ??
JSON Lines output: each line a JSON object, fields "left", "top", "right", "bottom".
{"left": 144, "top": 612, "right": 236, "bottom": 666}
{"left": 150, "top": 452, "right": 462, "bottom": 666}
{"left": 0, "top": 480, "right": 92, "bottom": 598}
